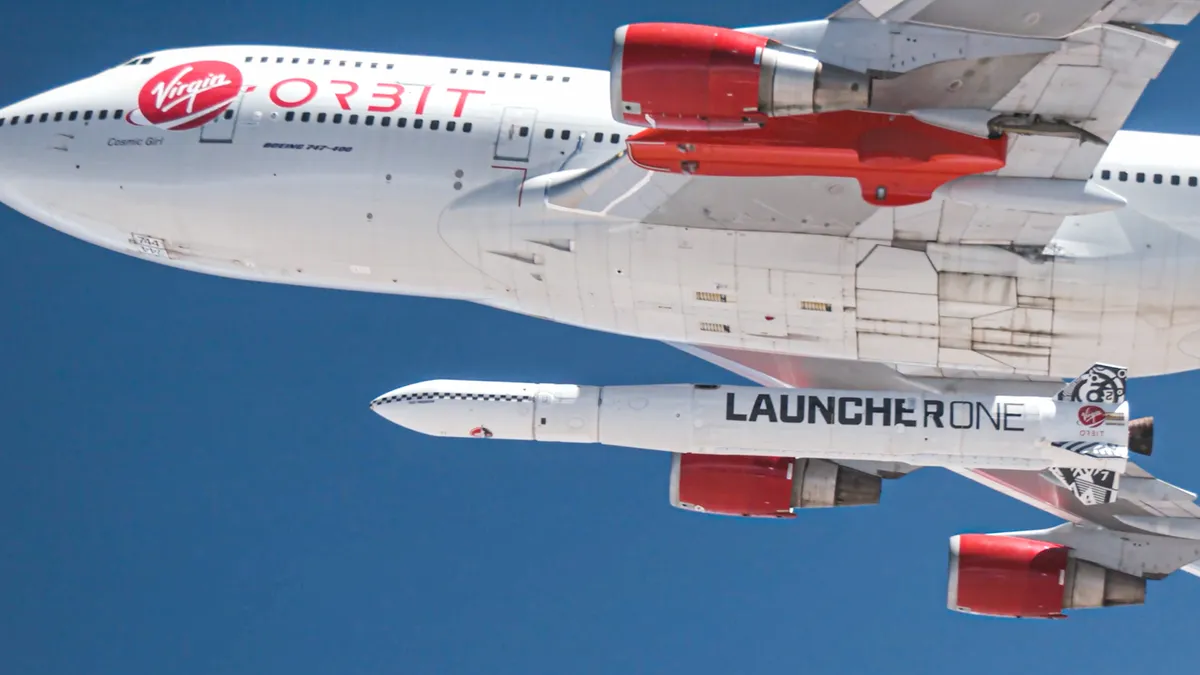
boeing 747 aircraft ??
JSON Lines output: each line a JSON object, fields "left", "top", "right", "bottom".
{"left": 5, "top": 0, "right": 1200, "bottom": 617}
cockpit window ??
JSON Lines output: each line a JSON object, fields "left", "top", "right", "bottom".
{"left": 122, "top": 55, "right": 156, "bottom": 66}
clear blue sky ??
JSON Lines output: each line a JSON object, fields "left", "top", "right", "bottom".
{"left": 3, "top": 2, "right": 1200, "bottom": 673}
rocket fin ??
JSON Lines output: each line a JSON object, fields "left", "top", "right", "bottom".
{"left": 1050, "top": 441, "right": 1126, "bottom": 459}
{"left": 1048, "top": 362, "right": 1129, "bottom": 504}
{"left": 1054, "top": 363, "right": 1127, "bottom": 405}
{"left": 1044, "top": 467, "right": 1120, "bottom": 506}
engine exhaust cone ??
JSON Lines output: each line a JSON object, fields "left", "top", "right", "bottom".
{"left": 1128, "top": 417, "right": 1154, "bottom": 456}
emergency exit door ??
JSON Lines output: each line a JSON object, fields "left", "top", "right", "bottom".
{"left": 494, "top": 106, "right": 537, "bottom": 162}
{"left": 199, "top": 91, "right": 249, "bottom": 144}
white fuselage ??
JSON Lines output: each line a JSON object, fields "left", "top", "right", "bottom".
{"left": 5, "top": 46, "right": 1200, "bottom": 380}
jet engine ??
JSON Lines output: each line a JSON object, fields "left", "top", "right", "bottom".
{"left": 668, "top": 454, "right": 882, "bottom": 518}
{"left": 947, "top": 534, "right": 1146, "bottom": 618}
{"left": 610, "top": 23, "right": 872, "bottom": 130}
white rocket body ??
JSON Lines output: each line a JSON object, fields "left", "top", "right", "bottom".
{"left": 370, "top": 380, "right": 1130, "bottom": 473}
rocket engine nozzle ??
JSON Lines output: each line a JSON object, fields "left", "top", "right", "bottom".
{"left": 1128, "top": 417, "right": 1153, "bottom": 456}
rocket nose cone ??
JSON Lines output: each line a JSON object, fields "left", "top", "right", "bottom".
{"left": 368, "top": 383, "right": 425, "bottom": 427}
{"left": 368, "top": 379, "right": 541, "bottom": 440}
{"left": 369, "top": 393, "right": 395, "bottom": 411}
{"left": 367, "top": 380, "right": 507, "bottom": 433}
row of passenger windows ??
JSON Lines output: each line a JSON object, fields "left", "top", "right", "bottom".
{"left": 447, "top": 67, "right": 568, "bottom": 82}
{"left": 276, "top": 108, "right": 474, "bottom": 132}
{"left": 236, "top": 55, "right": 571, "bottom": 82}
{"left": 546, "top": 128, "right": 622, "bottom": 143}
{"left": 497, "top": 124, "right": 623, "bottom": 143}
{"left": 0, "top": 108, "right": 629, "bottom": 145}
{"left": 121, "top": 52, "right": 574, "bottom": 82}
{"left": 271, "top": 108, "right": 623, "bottom": 143}
{"left": 1, "top": 109, "right": 124, "bottom": 126}
{"left": 1098, "top": 169, "right": 1198, "bottom": 186}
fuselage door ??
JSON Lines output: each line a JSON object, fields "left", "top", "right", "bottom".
{"left": 494, "top": 106, "right": 537, "bottom": 162}
{"left": 199, "top": 90, "right": 249, "bottom": 144}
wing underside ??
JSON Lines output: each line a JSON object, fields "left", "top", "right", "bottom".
{"left": 829, "top": 0, "right": 1200, "bottom": 31}
{"left": 548, "top": 0, "right": 1189, "bottom": 254}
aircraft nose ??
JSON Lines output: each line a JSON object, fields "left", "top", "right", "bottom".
{"left": 0, "top": 109, "right": 14, "bottom": 175}
{"left": 0, "top": 84, "right": 88, "bottom": 184}
{"left": 0, "top": 71, "right": 151, "bottom": 247}
{"left": 0, "top": 108, "right": 22, "bottom": 196}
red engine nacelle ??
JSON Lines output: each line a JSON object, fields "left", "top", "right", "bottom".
{"left": 610, "top": 23, "right": 872, "bottom": 130}
{"left": 669, "top": 454, "right": 881, "bottom": 518}
{"left": 947, "top": 534, "right": 1146, "bottom": 618}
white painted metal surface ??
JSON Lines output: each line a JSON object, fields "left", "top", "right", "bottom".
{"left": 371, "top": 379, "right": 1131, "bottom": 473}
{"left": 4, "top": 40, "right": 1200, "bottom": 381}
{"left": 5, "top": 0, "right": 1200, "bottom": 594}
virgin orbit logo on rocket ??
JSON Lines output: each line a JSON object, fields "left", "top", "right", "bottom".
{"left": 133, "top": 61, "right": 243, "bottom": 130}
{"left": 1078, "top": 405, "right": 1106, "bottom": 428}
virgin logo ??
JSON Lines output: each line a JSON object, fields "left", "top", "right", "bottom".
{"left": 136, "top": 61, "right": 243, "bottom": 131}
{"left": 1077, "top": 405, "right": 1105, "bottom": 428}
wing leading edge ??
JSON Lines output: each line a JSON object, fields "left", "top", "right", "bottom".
{"left": 549, "top": 2, "right": 1193, "bottom": 256}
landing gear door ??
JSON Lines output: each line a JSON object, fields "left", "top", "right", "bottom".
{"left": 199, "top": 90, "right": 249, "bottom": 144}
{"left": 494, "top": 106, "right": 537, "bottom": 162}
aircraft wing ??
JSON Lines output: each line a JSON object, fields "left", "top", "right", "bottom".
{"left": 546, "top": 1, "right": 1192, "bottom": 251}
{"left": 816, "top": 0, "right": 1190, "bottom": 249}
{"left": 828, "top": 0, "right": 1200, "bottom": 30}
{"left": 673, "top": 342, "right": 1200, "bottom": 577}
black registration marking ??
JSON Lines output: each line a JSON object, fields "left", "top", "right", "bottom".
{"left": 263, "top": 142, "right": 353, "bottom": 152}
